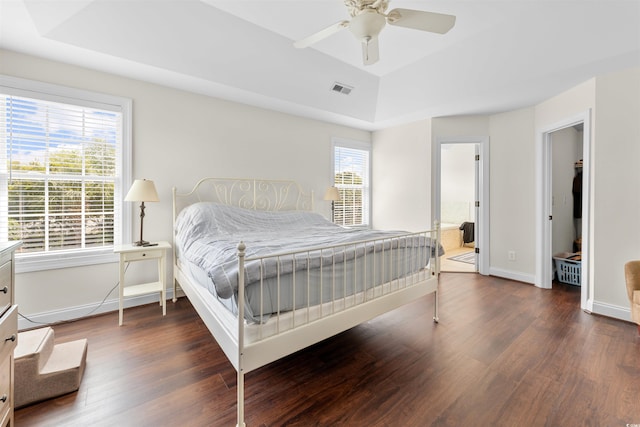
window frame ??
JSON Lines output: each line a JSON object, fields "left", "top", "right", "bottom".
{"left": 331, "top": 137, "right": 372, "bottom": 228}
{"left": 0, "top": 75, "right": 132, "bottom": 273}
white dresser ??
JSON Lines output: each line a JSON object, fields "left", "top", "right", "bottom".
{"left": 0, "top": 242, "right": 20, "bottom": 427}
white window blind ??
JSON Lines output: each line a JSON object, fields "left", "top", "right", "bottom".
{"left": 333, "top": 141, "right": 370, "bottom": 227}
{"left": 0, "top": 91, "right": 123, "bottom": 260}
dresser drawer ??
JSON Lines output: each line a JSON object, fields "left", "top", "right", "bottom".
{"left": 0, "top": 402, "right": 9, "bottom": 427}
{"left": 122, "top": 248, "right": 164, "bottom": 262}
{"left": 0, "top": 307, "right": 17, "bottom": 364}
{"left": 0, "top": 263, "right": 12, "bottom": 318}
{"left": 0, "top": 356, "right": 11, "bottom": 420}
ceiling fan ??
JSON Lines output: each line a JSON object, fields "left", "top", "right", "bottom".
{"left": 293, "top": 0, "right": 456, "bottom": 65}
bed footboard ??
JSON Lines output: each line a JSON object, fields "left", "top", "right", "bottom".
{"left": 234, "top": 224, "right": 441, "bottom": 426}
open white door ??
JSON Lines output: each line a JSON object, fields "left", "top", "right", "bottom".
{"left": 536, "top": 111, "right": 592, "bottom": 312}
{"left": 434, "top": 136, "right": 490, "bottom": 275}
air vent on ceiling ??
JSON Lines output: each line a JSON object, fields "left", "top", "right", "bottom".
{"left": 331, "top": 82, "right": 353, "bottom": 95}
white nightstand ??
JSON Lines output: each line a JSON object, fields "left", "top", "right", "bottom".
{"left": 113, "top": 241, "right": 171, "bottom": 326}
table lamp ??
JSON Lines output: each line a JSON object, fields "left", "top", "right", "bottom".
{"left": 125, "top": 179, "right": 159, "bottom": 246}
{"left": 323, "top": 186, "right": 341, "bottom": 222}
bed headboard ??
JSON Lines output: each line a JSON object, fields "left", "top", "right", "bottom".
{"left": 172, "top": 178, "right": 314, "bottom": 224}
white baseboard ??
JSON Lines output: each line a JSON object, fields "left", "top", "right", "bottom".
{"left": 590, "top": 301, "right": 632, "bottom": 323}
{"left": 489, "top": 267, "right": 535, "bottom": 284}
{"left": 18, "top": 288, "right": 180, "bottom": 331}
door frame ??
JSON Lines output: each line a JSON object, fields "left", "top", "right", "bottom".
{"left": 536, "top": 110, "right": 591, "bottom": 311}
{"left": 434, "top": 136, "right": 490, "bottom": 275}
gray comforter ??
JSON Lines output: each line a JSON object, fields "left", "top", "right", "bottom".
{"left": 175, "top": 202, "right": 440, "bottom": 300}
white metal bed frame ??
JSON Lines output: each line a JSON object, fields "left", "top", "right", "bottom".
{"left": 172, "top": 177, "right": 441, "bottom": 427}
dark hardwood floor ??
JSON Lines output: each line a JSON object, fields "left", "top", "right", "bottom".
{"left": 15, "top": 273, "right": 640, "bottom": 426}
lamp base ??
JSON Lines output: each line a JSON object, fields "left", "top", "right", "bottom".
{"left": 132, "top": 240, "right": 149, "bottom": 247}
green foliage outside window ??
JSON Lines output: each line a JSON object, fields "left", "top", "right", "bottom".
{"left": 7, "top": 141, "right": 116, "bottom": 253}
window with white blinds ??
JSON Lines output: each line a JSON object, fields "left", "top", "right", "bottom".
{"left": 332, "top": 140, "right": 371, "bottom": 227}
{"left": 0, "top": 76, "right": 131, "bottom": 271}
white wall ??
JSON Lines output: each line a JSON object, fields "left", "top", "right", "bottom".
{"left": 371, "top": 119, "right": 432, "bottom": 231}
{"left": 431, "top": 115, "right": 490, "bottom": 138}
{"left": 488, "top": 108, "right": 537, "bottom": 280}
{"left": 534, "top": 79, "right": 596, "bottom": 128}
{"left": 1, "top": 49, "right": 371, "bottom": 326}
{"left": 592, "top": 67, "right": 640, "bottom": 316}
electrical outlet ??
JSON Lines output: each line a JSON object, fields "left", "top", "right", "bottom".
{"left": 508, "top": 251, "right": 516, "bottom": 261}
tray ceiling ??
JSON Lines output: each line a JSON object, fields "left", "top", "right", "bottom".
{"left": 1, "top": 0, "right": 639, "bottom": 130}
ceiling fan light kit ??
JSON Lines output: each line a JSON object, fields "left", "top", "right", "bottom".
{"left": 294, "top": 0, "right": 456, "bottom": 65}
{"left": 349, "top": 9, "right": 386, "bottom": 40}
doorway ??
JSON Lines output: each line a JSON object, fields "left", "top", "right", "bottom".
{"left": 434, "top": 137, "right": 489, "bottom": 275}
{"left": 537, "top": 111, "right": 591, "bottom": 311}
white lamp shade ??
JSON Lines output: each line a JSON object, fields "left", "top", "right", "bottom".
{"left": 125, "top": 179, "right": 159, "bottom": 202}
{"left": 323, "top": 186, "right": 340, "bottom": 201}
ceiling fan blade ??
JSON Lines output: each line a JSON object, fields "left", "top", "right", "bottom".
{"left": 386, "top": 8, "right": 456, "bottom": 34}
{"left": 362, "top": 36, "right": 379, "bottom": 65}
{"left": 294, "top": 20, "right": 350, "bottom": 48}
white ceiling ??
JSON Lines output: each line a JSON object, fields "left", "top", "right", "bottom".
{"left": 1, "top": 0, "right": 639, "bottom": 130}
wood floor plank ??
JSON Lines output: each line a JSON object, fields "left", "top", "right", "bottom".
{"left": 494, "top": 370, "right": 557, "bottom": 427}
{"left": 15, "top": 273, "right": 640, "bottom": 426}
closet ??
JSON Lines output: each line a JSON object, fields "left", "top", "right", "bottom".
{"left": 551, "top": 126, "right": 583, "bottom": 286}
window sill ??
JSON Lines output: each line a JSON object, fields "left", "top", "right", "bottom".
{"left": 15, "top": 249, "right": 119, "bottom": 274}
